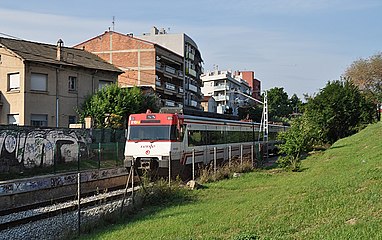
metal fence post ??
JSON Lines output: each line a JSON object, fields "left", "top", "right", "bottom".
{"left": 168, "top": 151, "right": 171, "bottom": 187}
{"left": 77, "top": 172, "right": 81, "bottom": 236}
{"left": 98, "top": 142, "right": 101, "bottom": 169}
{"left": 53, "top": 143, "right": 56, "bottom": 174}
{"left": 192, "top": 149, "right": 195, "bottom": 181}
{"left": 213, "top": 147, "right": 217, "bottom": 174}
{"left": 251, "top": 144, "right": 254, "bottom": 167}
{"left": 229, "top": 146, "right": 232, "bottom": 167}
{"left": 240, "top": 144, "right": 243, "bottom": 166}
{"left": 116, "top": 142, "right": 119, "bottom": 166}
{"left": 131, "top": 163, "right": 134, "bottom": 204}
{"left": 77, "top": 143, "right": 80, "bottom": 171}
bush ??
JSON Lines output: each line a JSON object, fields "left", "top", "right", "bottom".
{"left": 198, "top": 160, "right": 254, "bottom": 184}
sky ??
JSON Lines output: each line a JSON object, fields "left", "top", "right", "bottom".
{"left": 1, "top": 0, "right": 381, "bottom": 98}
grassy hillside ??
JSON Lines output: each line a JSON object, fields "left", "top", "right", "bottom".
{"left": 81, "top": 122, "right": 382, "bottom": 240}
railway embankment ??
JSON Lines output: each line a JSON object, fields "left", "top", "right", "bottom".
{"left": 78, "top": 122, "right": 382, "bottom": 239}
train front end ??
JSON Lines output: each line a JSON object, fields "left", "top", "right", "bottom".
{"left": 124, "top": 112, "right": 181, "bottom": 171}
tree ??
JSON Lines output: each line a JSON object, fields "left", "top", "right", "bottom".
{"left": 78, "top": 84, "right": 159, "bottom": 128}
{"left": 289, "top": 94, "right": 303, "bottom": 115}
{"left": 238, "top": 105, "right": 263, "bottom": 122}
{"left": 266, "top": 87, "right": 292, "bottom": 121}
{"left": 304, "top": 80, "right": 375, "bottom": 144}
{"left": 277, "top": 115, "right": 317, "bottom": 171}
{"left": 345, "top": 53, "right": 382, "bottom": 120}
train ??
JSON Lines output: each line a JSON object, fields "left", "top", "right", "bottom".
{"left": 123, "top": 109, "right": 287, "bottom": 178}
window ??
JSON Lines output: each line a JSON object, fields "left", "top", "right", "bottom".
{"left": 68, "top": 115, "right": 76, "bottom": 124}
{"left": 31, "top": 73, "right": 47, "bottom": 91}
{"left": 31, "top": 114, "right": 48, "bottom": 127}
{"left": 8, "top": 114, "right": 19, "bottom": 125}
{"left": 128, "top": 125, "right": 178, "bottom": 141}
{"left": 98, "top": 80, "right": 112, "bottom": 90}
{"left": 8, "top": 73, "right": 20, "bottom": 91}
{"left": 68, "top": 76, "right": 77, "bottom": 92}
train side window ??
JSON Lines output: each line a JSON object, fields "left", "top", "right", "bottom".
{"left": 188, "top": 130, "right": 202, "bottom": 146}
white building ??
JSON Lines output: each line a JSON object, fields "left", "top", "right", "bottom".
{"left": 201, "top": 70, "right": 252, "bottom": 116}
{"left": 138, "top": 27, "right": 204, "bottom": 111}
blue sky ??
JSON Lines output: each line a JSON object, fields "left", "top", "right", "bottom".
{"left": 1, "top": 0, "right": 381, "bottom": 98}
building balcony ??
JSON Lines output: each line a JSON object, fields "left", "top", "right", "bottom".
{"left": 214, "top": 85, "right": 229, "bottom": 91}
{"left": 165, "top": 100, "right": 176, "bottom": 107}
{"left": 187, "top": 83, "right": 198, "bottom": 93}
{"left": 214, "top": 95, "right": 229, "bottom": 101}
{"left": 165, "top": 65, "right": 176, "bottom": 75}
{"left": 156, "top": 62, "right": 163, "bottom": 70}
{"left": 186, "top": 52, "right": 195, "bottom": 61}
{"left": 190, "top": 100, "right": 198, "bottom": 107}
{"left": 165, "top": 82, "right": 176, "bottom": 91}
{"left": 186, "top": 68, "right": 197, "bottom": 77}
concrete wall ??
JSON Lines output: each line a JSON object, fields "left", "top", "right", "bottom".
{"left": 0, "top": 167, "right": 128, "bottom": 210}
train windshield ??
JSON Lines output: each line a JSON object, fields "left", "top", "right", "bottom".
{"left": 128, "top": 125, "right": 178, "bottom": 141}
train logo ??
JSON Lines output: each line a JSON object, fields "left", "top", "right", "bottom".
{"left": 145, "top": 150, "right": 150, "bottom": 155}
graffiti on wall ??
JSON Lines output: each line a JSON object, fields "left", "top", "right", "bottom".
{"left": 0, "top": 167, "right": 128, "bottom": 195}
{"left": 0, "top": 127, "right": 91, "bottom": 169}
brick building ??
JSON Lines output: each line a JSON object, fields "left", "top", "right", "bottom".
{"left": 75, "top": 31, "right": 185, "bottom": 108}
{"left": 235, "top": 71, "right": 261, "bottom": 100}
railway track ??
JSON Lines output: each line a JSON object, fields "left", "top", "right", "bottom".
{"left": 0, "top": 184, "right": 140, "bottom": 232}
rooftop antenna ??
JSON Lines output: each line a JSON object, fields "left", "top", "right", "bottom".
{"left": 112, "top": 16, "right": 115, "bottom": 31}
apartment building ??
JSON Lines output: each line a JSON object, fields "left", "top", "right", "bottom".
{"left": 235, "top": 71, "right": 261, "bottom": 100}
{"left": 0, "top": 37, "right": 121, "bottom": 127}
{"left": 75, "top": 31, "right": 184, "bottom": 108}
{"left": 138, "top": 27, "right": 204, "bottom": 110}
{"left": 201, "top": 70, "right": 253, "bottom": 116}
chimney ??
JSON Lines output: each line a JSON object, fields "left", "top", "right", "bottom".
{"left": 56, "top": 39, "right": 64, "bottom": 61}
{"left": 151, "top": 26, "right": 159, "bottom": 35}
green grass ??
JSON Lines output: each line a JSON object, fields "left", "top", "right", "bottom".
{"left": 79, "top": 122, "right": 382, "bottom": 240}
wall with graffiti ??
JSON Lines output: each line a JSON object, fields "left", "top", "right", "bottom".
{"left": 0, "top": 126, "right": 92, "bottom": 173}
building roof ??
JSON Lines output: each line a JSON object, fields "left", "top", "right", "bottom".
{"left": 0, "top": 37, "right": 122, "bottom": 73}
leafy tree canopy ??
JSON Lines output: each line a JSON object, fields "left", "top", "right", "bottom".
{"left": 78, "top": 84, "right": 159, "bottom": 128}
{"left": 345, "top": 52, "right": 382, "bottom": 120}
{"left": 267, "top": 87, "right": 291, "bottom": 120}
{"left": 304, "top": 80, "right": 375, "bottom": 144}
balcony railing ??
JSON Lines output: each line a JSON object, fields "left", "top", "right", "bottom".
{"left": 165, "top": 82, "right": 176, "bottom": 91}
{"left": 188, "top": 83, "right": 198, "bottom": 93}
{"left": 186, "top": 68, "right": 197, "bottom": 77}
{"left": 165, "top": 65, "right": 176, "bottom": 75}
{"left": 165, "top": 100, "right": 176, "bottom": 107}
{"left": 214, "top": 85, "right": 229, "bottom": 91}
{"left": 190, "top": 100, "right": 197, "bottom": 107}
{"left": 187, "top": 52, "right": 195, "bottom": 61}
{"left": 214, "top": 95, "right": 229, "bottom": 101}
{"left": 156, "top": 62, "right": 162, "bottom": 70}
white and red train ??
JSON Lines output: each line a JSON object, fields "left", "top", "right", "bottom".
{"left": 124, "top": 111, "right": 286, "bottom": 176}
